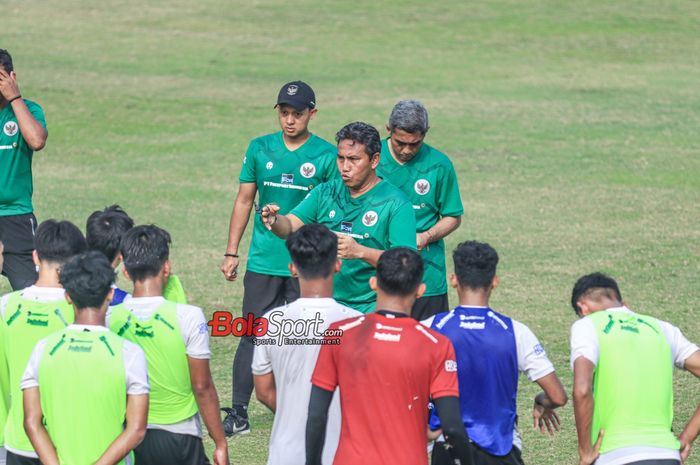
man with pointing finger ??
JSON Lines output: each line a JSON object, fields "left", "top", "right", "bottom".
{"left": 262, "top": 121, "right": 416, "bottom": 314}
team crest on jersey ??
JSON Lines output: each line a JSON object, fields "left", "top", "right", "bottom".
{"left": 266, "top": 161, "right": 273, "bottom": 170}
{"left": 300, "top": 162, "right": 316, "bottom": 178}
{"left": 329, "top": 210, "right": 336, "bottom": 219}
{"left": 414, "top": 179, "right": 430, "bottom": 195}
{"left": 286, "top": 85, "right": 299, "bottom": 96}
{"left": 281, "top": 173, "right": 294, "bottom": 184}
{"left": 362, "top": 211, "right": 378, "bottom": 227}
{"left": 340, "top": 222, "right": 353, "bottom": 233}
{"left": 3, "top": 121, "right": 18, "bottom": 137}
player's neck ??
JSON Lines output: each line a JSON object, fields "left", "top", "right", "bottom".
{"left": 457, "top": 287, "right": 491, "bottom": 308}
{"left": 349, "top": 173, "right": 380, "bottom": 198}
{"left": 73, "top": 309, "right": 107, "bottom": 327}
{"left": 35, "top": 263, "right": 63, "bottom": 288}
{"left": 282, "top": 130, "right": 311, "bottom": 151}
{"left": 299, "top": 278, "right": 334, "bottom": 299}
{"left": 131, "top": 278, "right": 165, "bottom": 298}
{"left": 375, "top": 295, "right": 412, "bottom": 316}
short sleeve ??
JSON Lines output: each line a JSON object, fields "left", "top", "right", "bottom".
{"left": 311, "top": 331, "right": 339, "bottom": 392}
{"left": 513, "top": 321, "right": 555, "bottom": 382}
{"left": 26, "top": 101, "right": 46, "bottom": 129}
{"left": 123, "top": 341, "right": 149, "bottom": 395}
{"left": 20, "top": 339, "right": 47, "bottom": 390}
{"left": 430, "top": 339, "right": 459, "bottom": 399}
{"left": 251, "top": 343, "right": 273, "bottom": 376}
{"left": 570, "top": 318, "right": 599, "bottom": 369}
{"left": 388, "top": 200, "right": 417, "bottom": 249}
{"left": 290, "top": 185, "right": 322, "bottom": 225}
{"left": 436, "top": 161, "right": 463, "bottom": 217}
{"left": 421, "top": 316, "right": 436, "bottom": 328}
{"left": 658, "top": 321, "right": 700, "bottom": 369}
{"left": 239, "top": 140, "right": 258, "bottom": 183}
{"left": 177, "top": 305, "right": 212, "bottom": 359}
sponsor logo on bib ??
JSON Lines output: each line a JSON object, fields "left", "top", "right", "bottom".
{"left": 414, "top": 179, "right": 430, "bottom": 195}
{"left": 3, "top": 121, "right": 18, "bottom": 137}
{"left": 362, "top": 211, "right": 378, "bottom": 227}
{"left": 300, "top": 162, "right": 316, "bottom": 178}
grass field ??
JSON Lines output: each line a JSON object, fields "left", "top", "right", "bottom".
{"left": 3, "top": 0, "right": 700, "bottom": 463}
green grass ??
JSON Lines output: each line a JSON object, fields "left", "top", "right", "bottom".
{"left": 4, "top": 0, "right": 700, "bottom": 463}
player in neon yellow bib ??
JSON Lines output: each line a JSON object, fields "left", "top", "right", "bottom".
{"left": 22, "top": 251, "right": 148, "bottom": 465}
{"left": 262, "top": 122, "right": 417, "bottom": 314}
{"left": 0, "top": 220, "right": 86, "bottom": 464}
{"left": 108, "top": 225, "right": 229, "bottom": 465}
{"left": 570, "top": 273, "right": 700, "bottom": 465}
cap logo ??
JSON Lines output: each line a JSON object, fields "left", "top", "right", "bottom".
{"left": 3, "top": 121, "right": 18, "bottom": 137}
{"left": 286, "top": 85, "right": 299, "bottom": 96}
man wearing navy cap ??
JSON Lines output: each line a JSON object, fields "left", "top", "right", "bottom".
{"left": 220, "top": 81, "right": 339, "bottom": 436}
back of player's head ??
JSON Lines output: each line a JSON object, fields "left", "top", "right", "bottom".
{"left": 34, "top": 220, "right": 87, "bottom": 265}
{"left": 388, "top": 99, "right": 429, "bottom": 135}
{"left": 286, "top": 224, "right": 337, "bottom": 280}
{"left": 571, "top": 272, "right": 623, "bottom": 316}
{"left": 120, "top": 225, "right": 171, "bottom": 282}
{"left": 0, "top": 49, "right": 13, "bottom": 73}
{"left": 335, "top": 122, "right": 381, "bottom": 159}
{"left": 376, "top": 247, "right": 424, "bottom": 296}
{"left": 60, "top": 251, "right": 116, "bottom": 310}
{"left": 86, "top": 204, "right": 134, "bottom": 263}
{"left": 452, "top": 240, "right": 499, "bottom": 289}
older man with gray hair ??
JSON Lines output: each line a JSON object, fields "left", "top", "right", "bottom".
{"left": 377, "top": 99, "right": 463, "bottom": 320}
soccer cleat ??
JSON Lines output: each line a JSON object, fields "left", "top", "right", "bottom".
{"left": 221, "top": 407, "right": 250, "bottom": 437}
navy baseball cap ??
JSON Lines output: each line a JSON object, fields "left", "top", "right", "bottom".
{"left": 275, "top": 81, "right": 316, "bottom": 111}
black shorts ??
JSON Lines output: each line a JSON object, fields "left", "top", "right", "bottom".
{"left": 5, "top": 451, "right": 41, "bottom": 465}
{"left": 241, "top": 270, "right": 300, "bottom": 321}
{"left": 432, "top": 441, "right": 524, "bottom": 465}
{"left": 134, "top": 429, "right": 211, "bottom": 465}
{"left": 411, "top": 293, "right": 449, "bottom": 321}
{"left": 0, "top": 213, "right": 38, "bottom": 290}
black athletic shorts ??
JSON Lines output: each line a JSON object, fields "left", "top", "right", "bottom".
{"left": 0, "top": 213, "right": 38, "bottom": 290}
{"left": 411, "top": 293, "right": 449, "bottom": 321}
{"left": 241, "top": 270, "right": 299, "bottom": 321}
{"left": 5, "top": 451, "right": 41, "bottom": 465}
{"left": 432, "top": 441, "right": 524, "bottom": 465}
{"left": 134, "top": 429, "right": 211, "bottom": 465}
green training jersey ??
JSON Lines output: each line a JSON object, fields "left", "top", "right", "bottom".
{"left": 589, "top": 310, "right": 679, "bottom": 453}
{"left": 109, "top": 301, "right": 198, "bottom": 425}
{"left": 377, "top": 139, "right": 463, "bottom": 296}
{"left": 239, "top": 132, "right": 339, "bottom": 277}
{"left": 38, "top": 329, "right": 130, "bottom": 465}
{"left": 2, "top": 291, "right": 73, "bottom": 453}
{"left": 0, "top": 100, "right": 46, "bottom": 216}
{"left": 291, "top": 179, "right": 416, "bottom": 313}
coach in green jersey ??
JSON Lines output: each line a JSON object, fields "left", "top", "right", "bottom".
{"left": 220, "top": 81, "right": 338, "bottom": 436}
{"left": 22, "top": 251, "right": 148, "bottom": 465}
{"left": 262, "top": 122, "right": 417, "bottom": 314}
{"left": 0, "top": 49, "right": 49, "bottom": 291}
{"left": 570, "top": 273, "right": 700, "bottom": 465}
{"left": 377, "top": 100, "right": 463, "bottom": 321}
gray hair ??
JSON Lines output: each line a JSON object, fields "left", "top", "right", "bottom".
{"left": 388, "top": 99, "right": 429, "bottom": 134}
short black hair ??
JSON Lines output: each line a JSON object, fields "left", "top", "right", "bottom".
{"left": 0, "top": 49, "right": 13, "bottom": 73}
{"left": 86, "top": 205, "right": 134, "bottom": 263}
{"left": 60, "top": 251, "right": 116, "bottom": 309}
{"left": 120, "top": 225, "right": 171, "bottom": 282}
{"left": 571, "top": 272, "right": 623, "bottom": 316}
{"left": 286, "top": 224, "right": 338, "bottom": 280}
{"left": 376, "top": 247, "right": 424, "bottom": 296}
{"left": 34, "top": 220, "right": 87, "bottom": 264}
{"left": 453, "top": 241, "right": 499, "bottom": 289}
{"left": 335, "top": 122, "right": 381, "bottom": 159}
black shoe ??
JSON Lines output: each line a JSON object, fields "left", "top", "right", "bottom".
{"left": 221, "top": 407, "right": 250, "bottom": 437}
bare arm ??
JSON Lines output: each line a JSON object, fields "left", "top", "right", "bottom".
{"left": 573, "top": 357, "right": 604, "bottom": 465}
{"left": 94, "top": 394, "right": 148, "bottom": 465}
{"left": 254, "top": 372, "right": 276, "bottom": 412}
{"left": 189, "top": 357, "right": 230, "bottom": 465}
{"left": 23, "top": 387, "right": 60, "bottom": 465}
{"left": 532, "top": 372, "right": 567, "bottom": 435}
{"left": 261, "top": 204, "right": 304, "bottom": 239}
{"left": 417, "top": 216, "right": 461, "bottom": 250}
{"left": 221, "top": 182, "right": 257, "bottom": 281}
{"left": 680, "top": 350, "right": 700, "bottom": 462}
{"left": 0, "top": 69, "right": 47, "bottom": 151}
{"left": 336, "top": 234, "right": 383, "bottom": 267}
